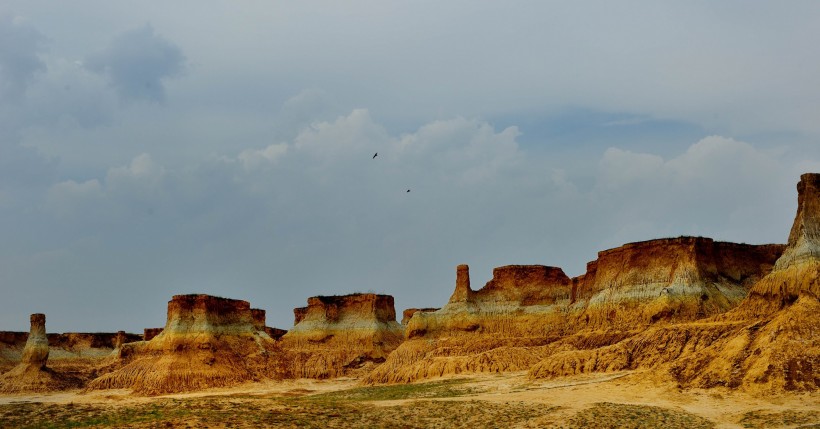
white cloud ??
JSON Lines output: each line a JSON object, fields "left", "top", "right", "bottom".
{"left": 598, "top": 147, "right": 664, "bottom": 190}
{"left": 106, "top": 153, "right": 165, "bottom": 190}
{"left": 238, "top": 143, "right": 288, "bottom": 170}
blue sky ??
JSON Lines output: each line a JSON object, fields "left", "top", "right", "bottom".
{"left": 1, "top": 1, "right": 819, "bottom": 332}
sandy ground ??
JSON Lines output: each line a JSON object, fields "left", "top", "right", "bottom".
{"left": 0, "top": 371, "right": 817, "bottom": 428}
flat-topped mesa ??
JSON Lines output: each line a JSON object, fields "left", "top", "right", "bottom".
{"left": 87, "top": 294, "right": 278, "bottom": 395}
{"left": 448, "top": 264, "right": 571, "bottom": 305}
{"left": 529, "top": 175, "right": 819, "bottom": 392}
{"left": 162, "top": 294, "right": 256, "bottom": 336}
{"left": 576, "top": 236, "right": 784, "bottom": 327}
{"left": 406, "top": 264, "right": 573, "bottom": 338}
{"left": 280, "top": 293, "right": 404, "bottom": 379}
{"left": 0, "top": 314, "right": 82, "bottom": 393}
{"left": 368, "top": 265, "right": 574, "bottom": 384}
{"left": 480, "top": 265, "right": 572, "bottom": 305}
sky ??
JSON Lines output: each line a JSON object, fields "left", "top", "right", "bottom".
{"left": 1, "top": 1, "right": 819, "bottom": 333}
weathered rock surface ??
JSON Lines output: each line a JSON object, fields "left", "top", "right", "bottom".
{"left": 369, "top": 229, "right": 784, "bottom": 384}
{"left": 87, "top": 294, "right": 278, "bottom": 395}
{"left": 143, "top": 328, "right": 163, "bottom": 341}
{"left": 666, "top": 174, "right": 820, "bottom": 391}
{"left": 401, "top": 308, "right": 439, "bottom": 325}
{"left": 366, "top": 265, "right": 573, "bottom": 383}
{"left": 0, "top": 314, "right": 82, "bottom": 393}
{"left": 530, "top": 173, "right": 820, "bottom": 392}
{"left": 575, "top": 237, "right": 784, "bottom": 328}
{"left": 280, "top": 294, "right": 403, "bottom": 379}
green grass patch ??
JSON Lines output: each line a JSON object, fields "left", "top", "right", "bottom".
{"left": 304, "top": 378, "right": 478, "bottom": 402}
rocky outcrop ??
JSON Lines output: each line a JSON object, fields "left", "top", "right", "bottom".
{"left": 575, "top": 237, "right": 784, "bottom": 328}
{"left": 143, "top": 328, "right": 163, "bottom": 341}
{"left": 369, "top": 226, "right": 784, "bottom": 384}
{"left": 280, "top": 293, "right": 403, "bottom": 379}
{"left": 0, "top": 314, "right": 81, "bottom": 393}
{"left": 366, "top": 265, "right": 573, "bottom": 383}
{"left": 401, "top": 308, "right": 439, "bottom": 325}
{"left": 666, "top": 174, "right": 820, "bottom": 391}
{"left": 265, "top": 327, "right": 288, "bottom": 340}
{"left": 530, "top": 174, "right": 820, "bottom": 392}
{"left": 87, "top": 294, "right": 278, "bottom": 395}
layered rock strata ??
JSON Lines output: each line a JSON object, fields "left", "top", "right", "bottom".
{"left": 575, "top": 237, "right": 784, "bottom": 328}
{"left": 530, "top": 174, "right": 820, "bottom": 391}
{"left": 369, "top": 238, "right": 783, "bottom": 384}
{"left": 87, "top": 294, "right": 278, "bottom": 395}
{"left": 0, "top": 314, "right": 81, "bottom": 393}
{"left": 280, "top": 294, "right": 403, "bottom": 379}
{"left": 666, "top": 174, "right": 820, "bottom": 390}
{"left": 401, "top": 308, "right": 439, "bottom": 325}
{"left": 367, "top": 265, "right": 574, "bottom": 383}
{"left": 143, "top": 328, "right": 163, "bottom": 341}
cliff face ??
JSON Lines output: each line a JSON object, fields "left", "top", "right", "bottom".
{"left": 367, "top": 265, "right": 573, "bottom": 384}
{"left": 666, "top": 174, "right": 820, "bottom": 391}
{"left": 530, "top": 174, "right": 820, "bottom": 392}
{"left": 370, "top": 235, "right": 784, "bottom": 384}
{"left": 280, "top": 293, "right": 403, "bottom": 379}
{"left": 87, "top": 294, "right": 278, "bottom": 395}
{"left": 0, "top": 314, "right": 81, "bottom": 393}
{"left": 401, "top": 308, "right": 439, "bottom": 325}
{"left": 576, "top": 237, "right": 784, "bottom": 327}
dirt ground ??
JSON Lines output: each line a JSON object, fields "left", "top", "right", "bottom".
{"left": 0, "top": 371, "right": 817, "bottom": 428}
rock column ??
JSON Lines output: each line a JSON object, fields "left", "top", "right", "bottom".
{"left": 448, "top": 264, "right": 474, "bottom": 303}
{"left": 21, "top": 313, "right": 49, "bottom": 369}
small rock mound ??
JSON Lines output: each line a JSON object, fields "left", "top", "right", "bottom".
{"left": 0, "top": 314, "right": 81, "bottom": 393}
{"left": 87, "top": 294, "right": 278, "bottom": 395}
{"left": 280, "top": 293, "right": 403, "bottom": 379}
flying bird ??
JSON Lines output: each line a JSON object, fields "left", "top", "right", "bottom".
{"left": 372, "top": 152, "right": 378, "bottom": 159}
{"left": 406, "top": 189, "right": 410, "bottom": 193}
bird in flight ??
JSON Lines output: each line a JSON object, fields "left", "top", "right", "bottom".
{"left": 372, "top": 152, "right": 378, "bottom": 159}
{"left": 406, "top": 189, "right": 410, "bottom": 193}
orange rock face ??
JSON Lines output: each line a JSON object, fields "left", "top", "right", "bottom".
{"left": 576, "top": 237, "right": 784, "bottom": 327}
{"left": 665, "top": 173, "right": 820, "bottom": 391}
{"left": 530, "top": 173, "right": 820, "bottom": 392}
{"left": 370, "top": 232, "right": 785, "bottom": 384}
{"left": 401, "top": 308, "right": 439, "bottom": 325}
{"left": 143, "top": 328, "right": 163, "bottom": 341}
{"left": 280, "top": 293, "right": 403, "bottom": 379}
{"left": 87, "top": 294, "right": 278, "bottom": 395}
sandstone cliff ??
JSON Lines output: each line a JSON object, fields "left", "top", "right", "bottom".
{"left": 530, "top": 174, "right": 819, "bottom": 392}
{"left": 666, "top": 173, "right": 820, "bottom": 391}
{"left": 575, "top": 237, "right": 784, "bottom": 328}
{"left": 87, "top": 294, "right": 278, "bottom": 395}
{"left": 366, "top": 265, "right": 573, "bottom": 383}
{"left": 0, "top": 314, "right": 81, "bottom": 393}
{"left": 369, "top": 239, "right": 783, "bottom": 384}
{"left": 401, "top": 308, "right": 439, "bottom": 325}
{"left": 280, "top": 293, "right": 403, "bottom": 379}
